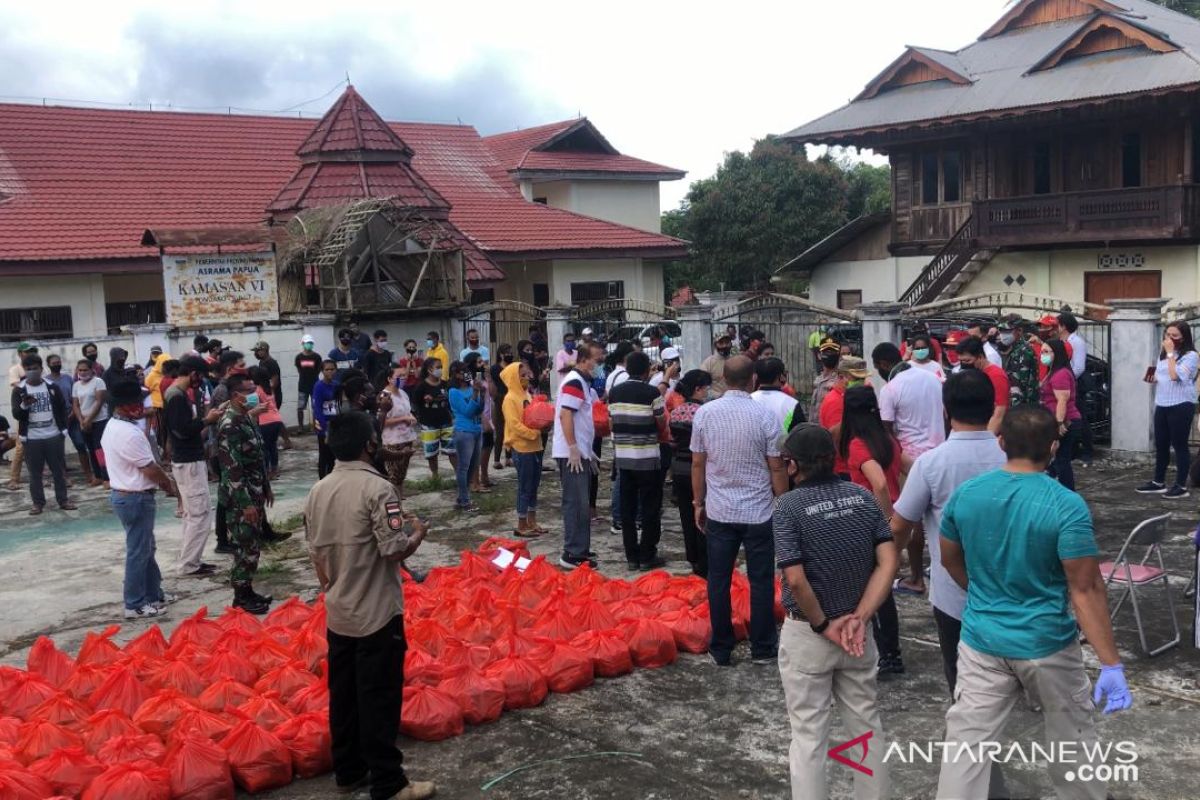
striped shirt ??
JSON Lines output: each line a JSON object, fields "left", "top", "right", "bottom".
{"left": 552, "top": 369, "right": 596, "bottom": 459}
{"left": 1154, "top": 351, "right": 1199, "bottom": 407}
{"left": 774, "top": 478, "right": 892, "bottom": 618}
{"left": 691, "top": 390, "right": 781, "bottom": 524}
{"left": 609, "top": 379, "right": 664, "bottom": 471}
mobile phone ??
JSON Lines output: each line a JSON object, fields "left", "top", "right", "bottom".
{"left": 1144, "top": 366, "right": 1156, "bottom": 382}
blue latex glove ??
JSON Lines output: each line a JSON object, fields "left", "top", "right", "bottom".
{"left": 1093, "top": 664, "right": 1133, "bottom": 714}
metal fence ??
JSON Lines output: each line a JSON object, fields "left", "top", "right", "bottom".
{"left": 571, "top": 299, "right": 678, "bottom": 362}
{"left": 459, "top": 300, "right": 545, "bottom": 352}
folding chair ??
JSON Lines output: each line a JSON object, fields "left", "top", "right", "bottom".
{"left": 1100, "top": 513, "right": 1180, "bottom": 657}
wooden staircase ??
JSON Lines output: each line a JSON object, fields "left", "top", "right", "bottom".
{"left": 898, "top": 215, "right": 994, "bottom": 306}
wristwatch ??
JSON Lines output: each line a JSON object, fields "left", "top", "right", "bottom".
{"left": 810, "top": 618, "right": 830, "bottom": 635}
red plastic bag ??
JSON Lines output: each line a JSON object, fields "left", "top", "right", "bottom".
{"left": 89, "top": 665, "right": 150, "bottom": 718}
{"left": 31, "top": 691, "right": 92, "bottom": 730}
{"left": 564, "top": 562, "right": 604, "bottom": 593}
{"left": 287, "top": 628, "right": 328, "bottom": 672}
{"left": 0, "top": 715, "right": 20, "bottom": 745}
{"left": 659, "top": 608, "right": 712, "bottom": 654}
{"left": 28, "top": 637, "right": 75, "bottom": 688}
{"left": 29, "top": 746, "right": 104, "bottom": 798}
{"left": 82, "top": 761, "right": 170, "bottom": 800}
{"left": 399, "top": 685, "right": 464, "bottom": 741}
{"left": 169, "top": 709, "right": 235, "bottom": 746}
{"left": 438, "top": 666, "right": 505, "bottom": 725}
{"left": 622, "top": 618, "right": 678, "bottom": 669}
{"left": 571, "top": 599, "right": 618, "bottom": 632}
{"left": 523, "top": 394, "right": 555, "bottom": 431}
{"left": 81, "top": 710, "right": 140, "bottom": 754}
{"left": 608, "top": 596, "right": 654, "bottom": 622}
{"left": 239, "top": 692, "right": 293, "bottom": 731}
{"left": 592, "top": 400, "right": 611, "bottom": 437}
{"left": 272, "top": 712, "right": 332, "bottom": 778}
{"left": 133, "top": 690, "right": 199, "bottom": 737}
{"left": 528, "top": 640, "right": 594, "bottom": 694}
{"left": 264, "top": 597, "right": 313, "bottom": 631}
{"left": 531, "top": 603, "right": 585, "bottom": 641}
{"left": 76, "top": 626, "right": 125, "bottom": 669}
{"left": 218, "top": 720, "right": 293, "bottom": 793}
{"left": 478, "top": 537, "right": 530, "bottom": 560}
{"left": 0, "top": 763, "right": 54, "bottom": 800}
{"left": 148, "top": 660, "right": 206, "bottom": 698}
{"left": 570, "top": 630, "right": 633, "bottom": 678}
{"left": 164, "top": 734, "right": 233, "bottom": 800}
{"left": 481, "top": 657, "right": 548, "bottom": 710}
{"left": 450, "top": 612, "right": 499, "bottom": 645}
{"left": 3, "top": 672, "right": 58, "bottom": 719}
{"left": 633, "top": 569, "right": 672, "bottom": 596}
{"left": 211, "top": 629, "right": 254, "bottom": 659}
{"left": 666, "top": 575, "right": 708, "bottom": 607}
{"left": 488, "top": 632, "right": 540, "bottom": 661}
{"left": 245, "top": 637, "right": 296, "bottom": 675}
{"left": 15, "top": 719, "right": 83, "bottom": 764}
{"left": 215, "top": 608, "right": 264, "bottom": 636}
{"left": 286, "top": 680, "right": 328, "bottom": 715}
{"left": 590, "top": 578, "right": 635, "bottom": 603}
{"left": 197, "top": 679, "right": 256, "bottom": 714}
{"left": 127, "top": 653, "right": 168, "bottom": 683}
{"left": 96, "top": 733, "right": 166, "bottom": 765}
{"left": 201, "top": 649, "right": 258, "bottom": 688}
{"left": 124, "top": 626, "right": 169, "bottom": 660}
{"left": 403, "top": 648, "right": 445, "bottom": 687}
{"left": 62, "top": 665, "right": 109, "bottom": 705}
{"left": 169, "top": 609, "right": 223, "bottom": 653}
{"left": 253, "top": 662, "right": 317, "bottom": 704}
{"left": 406, "top": 619, "right": 453, "bottom": 656}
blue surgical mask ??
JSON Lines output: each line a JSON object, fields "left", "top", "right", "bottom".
{"left": 565, "top": 341, "right": 576, "bottom": 353}
{"left": 913, "top": 348, "right": 930, "bottom": 361}
{"left": 244, "top": 392, "right": 260, "bottom": 409}
{"left": 1040, "top": 353, "right": 1054, "bottom": 366}
{"left": 426, "top": 339, "right": 435, "bottom": 349}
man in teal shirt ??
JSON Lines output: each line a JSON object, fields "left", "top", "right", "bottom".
{"left": 937, "top": 405, "right": 1130, "bottom": 800}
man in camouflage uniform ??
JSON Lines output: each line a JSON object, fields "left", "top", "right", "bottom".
{"left": 217, "top": 373, "right": 273, "bottom": 614}
{"left": 1001, "top": 318, "right": 1040, "bottom": 407}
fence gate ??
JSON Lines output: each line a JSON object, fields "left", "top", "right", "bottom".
{"left": 459, "top": 300, "right": 546, "bottom": 353}
{"left": 570, "top": 299, "right": 678, "bottom": 360}
{"left": 710, "top": 293, "right": 859, "bottom": 413}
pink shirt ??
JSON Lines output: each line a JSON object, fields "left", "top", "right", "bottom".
{"left": 255, "top": 388, "right": 284, "bottom": 426}
{"left": 1040, "top": 368, "right": 1081, "bottom": 422}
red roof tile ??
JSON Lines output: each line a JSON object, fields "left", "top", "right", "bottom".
{"left": 483, "top": 117, "right": 684, "bottom": 178}
{"left": 296, "top": 85, "right": 413, "bottom": 159}
{"left": 0, "top": 100, "right": 685, "bottom": 282}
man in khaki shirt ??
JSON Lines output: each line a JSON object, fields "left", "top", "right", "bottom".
{"left": 304, "top": 411, "right": 434, "bottom": 800}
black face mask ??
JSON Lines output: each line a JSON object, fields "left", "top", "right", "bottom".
{"left": 48, "top": 364, "right": 61, "bottom": 374}
{"left": 820, "top": 354, "right": 839, "bottom": 369}
{"left": 406, "top": 347, "right": 417, "bottom": 354}
{"left": 339, "top": 339, "right": 352, "bottom": 346}
{"left": 84, "top": 353, "right": 96, "bottom": 362}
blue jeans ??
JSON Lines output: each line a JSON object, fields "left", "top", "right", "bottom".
{"left": 111, "top": 490, "right": 162, "bottom": 610}
{"left": 706, "top": 517, "right": 778, "bottom": 662}
{"left": 453, "top": 430, "right": 481, "bottom": 506}
{"left": 513, "top": 451, "right": 542, "bottom": 516}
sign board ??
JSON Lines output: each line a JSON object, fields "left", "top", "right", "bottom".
{"left": 162, "top": 251, "right": 279, "bottom": 326}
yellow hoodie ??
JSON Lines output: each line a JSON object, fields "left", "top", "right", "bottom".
{"left": 500, "top": 362, "right": 542, "bottom": 454}
{"left": 145, "top": 352, "right": 172, "bottom": 409}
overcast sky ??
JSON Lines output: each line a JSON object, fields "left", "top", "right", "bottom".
{"left": 0, "top": 1, "right": 1006, "bottom": 211}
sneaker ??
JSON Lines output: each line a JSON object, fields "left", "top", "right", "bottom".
{"left": 558, "top": 553, "right": 598, "bottom": 571}
{"left": 388, "top": 780, "right": 437, "bottom": 800}
{"left": 156, "top": 592, "right": 179, "bottom": 607}
{"left": 626, "top": 560, "right": 641, "bottom": 571}
{"left": 214, "top": 542, "right": 237, "bottom": 555}
{"left": 751, "top": 655, "right": 778, "bottom": 666}
{"left": 709, "top": 652, "right": 732, "bottom": 667}
{"left": 1164, "top": 485, "right": 1190, "bottom": 499}
{"left": 183, "top": 564, "right": 217, "bottom": 576}
{"left": 124, "top": 604, "right": 161, "bottom": 619}
{"left": 640, "top": 556, "right": 667, "bottom": 571}
{"left": 1136, "top": 481, "right": 1167, "bottom": 494}
{"left": 877, "top": 654, "right": 906, "bottom": 676}
{"left": 610, "top": 523, "right": 622, "bottom": 535}
{"left": 59, "top": 501, "right": 78, "bottom": 511}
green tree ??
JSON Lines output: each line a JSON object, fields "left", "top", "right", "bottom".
{"left": 662, "top": 138, "right": 890, "bottom": 295}
{"left": 1147, "top": 0, "right": 1200, "bottom": 18}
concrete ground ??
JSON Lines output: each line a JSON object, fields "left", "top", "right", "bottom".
{"left": 1, "top": 439, "right": 1198, "bottom": 799}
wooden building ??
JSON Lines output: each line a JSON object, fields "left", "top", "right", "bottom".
{"left": 780, "top": 0, "right": 1200, "bottom": 313}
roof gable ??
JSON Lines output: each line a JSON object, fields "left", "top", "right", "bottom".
{"left": 482, "top": 118, "right": 684, "bottom": 179}
{"left": 980, "top": 0, "right": 1123, "bottom": 39}
{"left": 855, "top": 47, "right": 972, "bottom": 101}
{"left": 1028, "top": 12, "right": 1177, "bottom": 72}
{"left": 535, "top": 118, "right": 618, "bottom": 156}
{"left": 296, "top": 85, "right": 414, "bottom": 161}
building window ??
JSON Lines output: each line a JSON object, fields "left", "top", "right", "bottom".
{"left": 942, "top": 151, "right": 961, "bottom": 203}
{"left": 1121, "top": 132, "right": 1142, "bottom": 188}
{"left": 469, "top": 288, "right": 495, "bottom": 305}
{"left": 105, "top": 301, "right": 165, "bottom": 335}
{"left": 570, "top": 280, "right": 624, "bottom": 305}
{"left": 1033, "top": 141, "right": 1052, "bottom": 194}
{"left": 920, "top": 153, "right": 939, "bottom": 205}
{"left": 533, "top": 283, "right": 550, "bottom": 306}
{"left": 0, "top": 306, "right": 73, "bottom": 342}
{"left": 837, "top": 290, "right": 863, "bottom": 310}
{"left": 917, "top": 150, "right": 964, "bottom": 205}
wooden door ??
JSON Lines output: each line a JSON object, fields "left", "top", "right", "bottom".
{"left": 1064, "top": 134, "right": 1108, "bottom": 192}
{"left": 1084, "top": 271, "right": 1162, "bottom": 318}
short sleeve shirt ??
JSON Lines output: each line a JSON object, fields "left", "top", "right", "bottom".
{"left": 552, "top": 370, "right": 595, "bottom": 459}
{"left": 879, "top": 367, "right": 946, "bottom": 457}
{"left": 940, "top": 470, "right": 1099, "bottom": 659}
{"left": 691, "top": 391, "right": 780, "bottom": 524}
{"left": 981, "top": 363, "right": 1010, "bottom": 409}
{"left": 100, "top": 417, "right": 158, "bottom": 491}
{"left": 1040, "top": 367, "right": 1081, "bottom": 421}
{"left": 73, "top": 377, "right": 109, "bottom": 422}
{"left": 847, "top": 437, "right": 902, "bottom": 502}
{"left": 295, "top": 352, "right": 322, "bottom": 394}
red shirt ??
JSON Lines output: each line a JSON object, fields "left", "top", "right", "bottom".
{"left": 819, "top": 385, "right": 848, "bottom": 474}
{"left": 848, "top": 437, "right": 902, "bottom": 502}
{"left": 982, "top": 363, "right": 1010, "bottom": 409}
{"left": 395, "top": 355, "right": 424, "bottom": 388}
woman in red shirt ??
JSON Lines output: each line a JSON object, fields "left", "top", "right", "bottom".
{"left": 1040, "top": 338, "right": 1082, "bottom": 491}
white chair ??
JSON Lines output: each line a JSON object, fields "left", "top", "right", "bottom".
{"left": 1100, "top": 513, "right": 1180, "bottom": 657}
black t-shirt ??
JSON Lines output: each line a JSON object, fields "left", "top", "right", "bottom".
{"left": 490, "top": 362, "right": 508, "bottom": 404}
{"left": 408, "top": 380, "right": 452, "bottom": 428}
{"left": 363, "top": 347, "right": 394, "bottom": 383}
{"left": 295, "top": 352, "right": 322, "bottom": 394}
{"left": 259, "top": 356, "right": 282, "bottom": 400}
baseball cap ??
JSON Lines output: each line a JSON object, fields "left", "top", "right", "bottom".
{"left": 818, "top": 338, "right": 840, "bottom": 354}
{"left": 1038, "top": 314, "right": 1059, "bottom": 328}
{"left": 581, "top": 327, "right": 593, "bottom": 336}
{"left": 661, "top": 347, "right": 680, "bottom": 361}
{"left": 777, "top": 423, "right": 836, "bottom": 463}
{"left": 837, "top": 355, "right": 869, "bottom": 379}
{"left": 16, "top": 341, "right": 33, "bottom": 352}
{"left": 945, "top": 330, "right": 964, "bottom": 347}
{"left": 301, "top": 334, "right": 315, "bottom": 344}
{"left": 714, "top": 332, "right": 732, "bottom": 344}
{"left": 253, "top": 340, "right": 270, "bottom": 351}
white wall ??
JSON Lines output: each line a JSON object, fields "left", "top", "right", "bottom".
{"left": 549, "top": 257, "right": 663, "bottom": 306}
{"left": 0, "top": 274, "right": 109, "bottom": 339}
{"left": 531, "top": 180, "right": 662, "bottom": 233}
{"left": 807, "top": 255, "right": 927, "bottom": 306}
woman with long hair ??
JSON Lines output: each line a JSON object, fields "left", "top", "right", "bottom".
{"left": 1138, "top": 320, "right": 1199, "bottom": 498}
{"left": 1038, "top": 338, "right": 1083, "bottom": 491}
{"left": 669, "top": 369, "right": 713, "bottom": 577}
{"left": 447, "top": 360, "right": 485, "bottom": 512}
{"left": 839, "top": 385, "right": 905, "bottom": 676}
{"left": 382, "top": 365, "right": 418, "bottom": 495}
{"left": 410, "top": 358, "right": 455, "bottom": 478}
{"left": 249, "top": 366, "right": 285, "bottom": 480}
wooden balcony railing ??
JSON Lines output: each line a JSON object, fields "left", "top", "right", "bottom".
{"left": 974, "top": 185, "right": 1198, "bottom": 247}
{"left": 899, "top": 215, "right": 977, "bottom": 307}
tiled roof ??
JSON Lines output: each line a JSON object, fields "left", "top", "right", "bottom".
{"left": 296, "top": 85, "right": 413, "bottom": 159}
{"left": 0, "top": 100, "right": 685, "bottom": 280}
{"left": 483, "top": 118, "right": 684, "bottom": 178}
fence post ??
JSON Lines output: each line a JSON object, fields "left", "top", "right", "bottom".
{"left": 678, "top": 304, "right": 712, "bottom": 372}
{"left": 858, "top": 302, "right": 904, "bottom": 370}
{"left": 124, "top": 323, "right": 173, "bottom": 366}
{"left": 1109, "top": 298, "right": 1168, "bottom": 456}
{"left": 545, "top": 305, "right": 573, "bottom": 398}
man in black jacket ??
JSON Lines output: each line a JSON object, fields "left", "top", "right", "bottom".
{"left": 11, "top": 354, "right": 76, "bottom": 514}
{"left": 166, "top": 356, "right": 224, "bottom": 576}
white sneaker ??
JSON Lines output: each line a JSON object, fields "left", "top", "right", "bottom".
{"left": 155, "top": 592, "right": 179, "bottom": 608}
{"left": 124, "top": 604, "right": 161, "bottom": 619}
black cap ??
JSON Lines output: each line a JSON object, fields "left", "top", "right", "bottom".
{"left": 777, "top": 423, "right": 836, "bottom": 463}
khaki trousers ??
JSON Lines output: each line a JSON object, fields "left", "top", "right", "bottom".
{"left": 778, "top": 617, "right": 890, "bottom": 800}
{"left": 937, "top": 641, "right": 1105, "bottom": 800}
{"left": 173, "top": 460, "right": 213, "bottom": 574}
{"left": 8, "top": 436, "right": 22, "bottom": 484}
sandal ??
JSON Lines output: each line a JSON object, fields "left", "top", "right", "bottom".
{"left": 513, "top": 528, "right": 540, "bottom": 538}
{"left": 473, "top": 486, "right": 493, "bottom": 494}
{"left": 892, "top": 578, "right": 926, "bottom": 596}
{"left": 531, "top": 526, "right": 550, "bottom": 535}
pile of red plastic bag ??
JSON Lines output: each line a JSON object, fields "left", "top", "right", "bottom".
{"left": 0, "top": 537, "right": 781, "bottom": 798}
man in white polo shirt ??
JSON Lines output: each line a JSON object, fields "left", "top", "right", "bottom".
{"left": 102, "top": 378, "right": 178, "bottom": 619}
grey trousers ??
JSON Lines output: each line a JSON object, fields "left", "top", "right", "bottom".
{"left": 557, "top": 457, "right": 593, "bottom": 559}
{"left": 24, "top": 434, "right": 68, "bottom": 508}
{"left": 937, "top": 641, "right": 1105, "bottom": 800}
